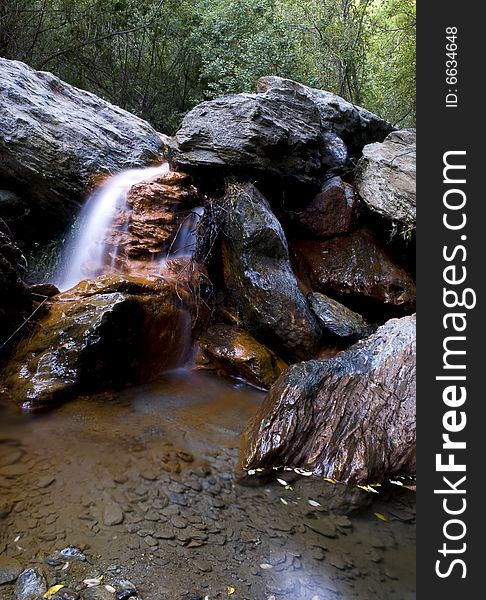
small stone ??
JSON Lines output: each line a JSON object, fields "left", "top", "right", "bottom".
{"left": 0, "top": 463, "right": 28, "bottom": 477}
{"left": 310, "top": 546, "right": 326, "bottom": 561}
{"left": 305, "top": 518, "right": 337, "bottom": 538}
{"left": 171, "top": 516, "right": 188, "bottom": 529}
{"left": 14, "top": 567, "right": 47, "bottom": 600}
{"left": 168, "top": 493, "right": 187, "bottom": 506}
{"left": 154, "top": 526, "right": 175, "bottom": 540}
{"left": 103, "top": 504, "right": 124, "bottom": 526}
{"left": 329, "top": 555, "right": 348, "bottom": 570}
{"left": 37, "top": 475, "right": 56, "bottom": 488}
{"left": 194, "top": 560, "right": 212, "bottom": 573}
{"left": 0, "top": 555, "right": 22, "bottom": 584}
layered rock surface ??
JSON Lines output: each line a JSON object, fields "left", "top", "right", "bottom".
{"left": 0, "top": 58, "right": 164, "bottom": 240}
{"left": 241, "top": 315, "right": 416, "bottom": 484}
{"left": 257, "top": 76, "right": 394, "bottom": 154}
{"left": 355, "top": 130, "right": 416, "bottom": 234}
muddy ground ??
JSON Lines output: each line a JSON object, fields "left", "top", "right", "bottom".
{"left": 0, "top": 370, "right": 415, "bottom": 600}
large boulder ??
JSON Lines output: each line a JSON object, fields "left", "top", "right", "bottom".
{"left": 221, "top": 183, "right": 322, "bottom": 360}
{"left": 170, "top": 88, "right": 333, "bottom": 189}
{"left": 0, "top": 219, "right": 32, "bottom": 352}
{"left": 198, "top": 324, "right": 287, "bottom": 389}
{"left": 0, "top": 273, "right": 195, "bottom": 408}
{"left": 0, "top": 58, "right": 164, "bottom": 241}
{"left": 257, "top": 76, "right": 394, "bottom": 155}
{"left": 291, "top": 227, "right": 416, "bottom": 315}
{"left": 355, "top": 130, "right": 416, "bottom": 234}
{"left": 240, "top": 315, "right": 416, "bottom": 484}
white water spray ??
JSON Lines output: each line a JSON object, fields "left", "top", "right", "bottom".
{"left": 56, "top": 163, "right": 170, "bottom": 291}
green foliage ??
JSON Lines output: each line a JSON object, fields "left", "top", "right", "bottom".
{"left": 0, "top": 0, "right": 415, "bottom": 131}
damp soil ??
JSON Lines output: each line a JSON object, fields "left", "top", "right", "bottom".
{"left": 0, "top": 370, "right": 415, "bottom": 600}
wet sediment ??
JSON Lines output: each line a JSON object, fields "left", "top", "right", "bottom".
{"left": 0, "top": 371, "right": 415, "bottom": 600}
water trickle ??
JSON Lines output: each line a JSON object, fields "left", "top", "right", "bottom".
{"left": 168, "top": 206, "right": 204, "bottom": 259}
{"left": 56, "top": 163, "right": 170, "bottom": 291}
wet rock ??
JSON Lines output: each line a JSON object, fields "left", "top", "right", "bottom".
{"left": 221, "top": 183, "right": 321, "bottom": 360}
{"left": 1, "top": 274, "right": 195, "bottom": 407}
{"left": 240, "top": 315, "right": 416, "bottom": 484}
{"left": 305, "top": 518, "right": 337, "bottom": 539}
{"left": 115, "top": 590, "right": 137, "bottom": 600}
{"left": 292, "top": 228, "right": 416, "bottom": 314}
{"left": 356, "top": 130, "right": 416, "bottom": 234}
{"left": 28, "top": 284, "right": 60, "bottom": 299}
{"left": 257, "top": 76, "right": 393, "bottom": 155}
{"left": 0, "top": 219, "right": 32, "bottom": 348}
{"left": 198, "top": 324, "right": 287, "bottom": 388}
{"left": 307, "top": 293, "right": 374, "bottom": 340}
{"left": 0, "top": 58, "right": 163, "bottom": 242}
{"left": 127, "top": 173, "right": 198, "bottom": 257}
{"left": 103, "top": 504, "right": 124, "bottom": 526}
{"left": 14, "top": 567, "right": 46, "bottom": 600}
{"left": 171, "top": 86, "right": 335, "bottom": 189}
{"left": 0, "top": 556, "right": 22, "bottom": 584}
{"left": 82, "top": 588, "right": 113, "bottom": 600}
{"left": 291, "top": 176, "right": 356, "bottom": 238}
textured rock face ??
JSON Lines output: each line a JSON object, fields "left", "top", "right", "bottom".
{"left": 1, "top": 274, "right": 194, "bottom": 407}
{"left": 198, "top": 324, "right": 287, "bottom": 389}
{"left": 0, "top": 58, "right": 164, "bottom": 240}
{"left": 355, "top": 130, "right": 416, "bottom": 233}
{"left": 98, "top": 170, "right": 200, "bottom": 275}
{"left": 257, "top": 76, "right": 394, "bottom": 154}
{"left": 0, "top": 219, "right": 32, "bottom": 348}
{"left": 221, "top": 183, "right": 321, "bottom": 360}
{"left": 241, "top": 315, "right": 416, "bottom": 484}
{"left": 292, "top": 228, "right": 416, "bottom": 313}
{"left": 291, "top": 176, "right": 356, "bottom": 238}
{"left": 171, "top": 88, "right": 343, "bottom": 188}
{"left": 308, "top": 292, "right": 374, "bottom": 340}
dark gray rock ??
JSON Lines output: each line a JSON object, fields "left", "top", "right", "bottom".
{"left": 257, "top": 76, "right": 394, "bottom": 154}
{"left": 0, "top": 556, "right": 22, "bottom": 584}
{"left": 0, "top": 218, "right": 32, "bottom": 348}
{"left": 308, "top": 292, "right": 374, "bottom": 340}
{"left": 14, "top": 567, "right": 46, "bottom": 600}
{"left": 171, "top": 88, "right": 338, "bottom": 188}
{"left": 241, "top": 315, "right": 416, "bottom": 484}
{"left": 221, "top": 183, "right": 321, "bottom": 360}
{"left": 355, "top": 130, "right": 416, "bottom": 234}
{"left": 0, "top": 58, "right": 164, "bottom": 241}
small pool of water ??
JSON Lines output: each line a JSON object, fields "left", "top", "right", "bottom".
{"left": 0, "top": 370, "right": 415, "bottom": 600}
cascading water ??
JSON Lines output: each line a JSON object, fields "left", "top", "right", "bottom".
{"left": 55, "top": 162, "right": 204, "bottom": 292}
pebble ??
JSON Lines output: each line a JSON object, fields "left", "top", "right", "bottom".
{"left": 0, "top": 463, "right": 29, "bottom": 477}
{"left": 103, "top": 504, "right": 124, "bottom": 526}
{"left": 171, "top": 515, "right": 188, "bottom": 529}
{"left": 305, "top": 518, "right": 337, "bottom": 538}
{"left": 14, "top": 567, "right": 47, "bottom": 600}
{"left": 169, "top": 493, "right": 187, "bottom": 507}
{"left": 0, "top": 555, "right": 22, "bottom": 584}
{"left": 37, "top": 475, "right": 56, "bottom": 488}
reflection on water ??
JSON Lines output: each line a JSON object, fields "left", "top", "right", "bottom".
{"left": 0, "top": 371, "right": 415, "bottom": 600}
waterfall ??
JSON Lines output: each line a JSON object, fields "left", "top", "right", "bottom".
{"left": 55, "top": 163, "right": 170, "bottom": 291}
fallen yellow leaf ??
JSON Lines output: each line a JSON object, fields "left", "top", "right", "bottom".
{"left": 374, "top": 512, "right": 388, "bottom": 521}
{"left": 227, "top": 586, "right": 236, "bottom": 595}
{"left": 44, "top": 585, "right": 64, "bottom": 599}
